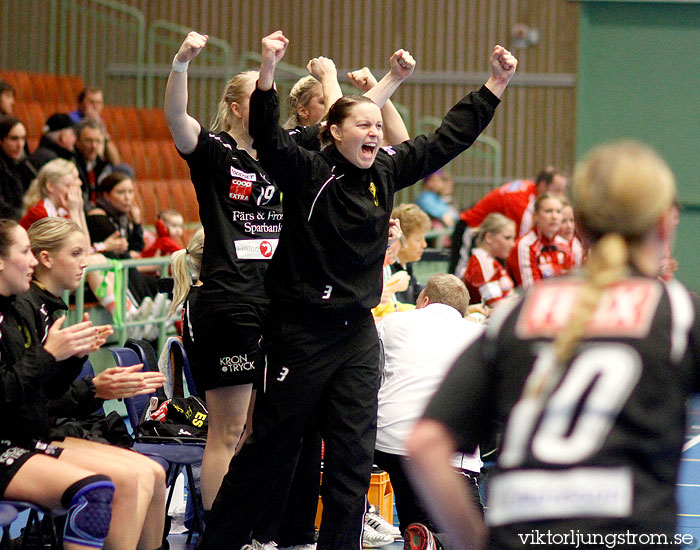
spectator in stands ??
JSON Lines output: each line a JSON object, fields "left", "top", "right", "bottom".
{"left": 506, "top": 193, "right": 572, "bottom": 289}
{"left": 21, "top": 159, "right": 87, "bottom": 236}
{"left": 375, "top": 273, "right": 483, "bottom": 547}
{"left": 28, "top": 113, "right": 76, "bottom": 172}
{"left": 87, "top": 171, "right": 163, "bottom": 311}
{"left": 17, "top": 160, "right": 145, "bottom": 322}
{"left": 390, "top": 203, "right": 431, "bottom": 304}
{"left": 416, "top": 170, "right": 459, "bottom": 229}
{"left": 452, "top": 167, "right": 568, "bottom": 278}
{"left": 558, "top": 199, "right": 586, "bottom": 268}
{"left": 87, "top": 171, "right": 144, "bottom": 258}
{"left": 74, "top": 119, "right": 114, "bottom": 206}
{"left": 0, "top": 80, "right": 16, "bottom": 116}
{"left": 463, "top": 212, "right": 516, "bottom": 307}
{"left": 69, "top": 86, "right": 121, "bottom": 165}
{"left": 141, "top": 209, "right": 185, "bottom": 258}
{"left": 0, "top": 116, "right": 35, "bottom": 220}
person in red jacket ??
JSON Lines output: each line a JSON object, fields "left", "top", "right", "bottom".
{"left": 463, "top": 212, "right": 516, "bottom": 307}
{"left": 461, "top": 167, "right": 567, "bottom": 237}
{"left": 558, "top": 199, "right": 586, "bottom": 268}
{"left": 452, "top": 168, "right": 567, "bottom": 279}
{"left": 141, "top": 209, "right": 185, "bottom": 258}
{"left": 507, "top": 193, "right": 572, "bottom": 289}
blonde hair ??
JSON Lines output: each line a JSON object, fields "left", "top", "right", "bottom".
{"left": 474, "top": 213, "right": 515, "bottom": 247}
{"left": 391, "top": 203, "right": 431, "bottom": 241}
{"left": 553, "top": 140, "right": 675, "bottom": 364}
{"left": 283, "top": 76, "right": 321, "bottom": 129}
{"left": 168, "top": 227, "right": 204, "bottom": 318}
{"left": 423, "top": 273, "right": 470, "bottom": 316}
{"left": 210, "top": 71, "right": 258, "bottom": 134}
{"left": 158, "top": 209, "right": 183, "bottom": 226}
{"left": 23, "top": 158, "right": 78, "bottom": 213}
{"left": 28, "top": 217, "right": 84, "bottom": 276}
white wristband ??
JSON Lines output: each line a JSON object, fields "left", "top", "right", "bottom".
{"left": 172, "top": 56, "right": 190, "bottom": 73}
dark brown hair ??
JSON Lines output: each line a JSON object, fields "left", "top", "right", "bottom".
{"left": 0, "top": 219, "right": 19, "bottom": 258}
{"left": 319, "top": 95, "right": 377, "bottom": 146}
{"left": 97, "top": 171, "right": 132, "bottom": 195}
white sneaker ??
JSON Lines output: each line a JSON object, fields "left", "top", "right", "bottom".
{"left": 362, "top": 524, "right": 393, "bottom": 548}
{"left": 365, "top": 505, "right": 401, "bottom": 539}
{"left": 276, "top": 545, "right": 316, "bottom": 550}
{"left": 126, "top": 297, "right": 151, "bottom": 339}
{"left": 241, "top": 541, "right": 274, "bottom": 550}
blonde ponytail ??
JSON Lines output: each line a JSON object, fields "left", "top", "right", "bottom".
{"left": 168, "top": 228, "right": 204, "bottom": 318}
{"left": 553, "top": 233, "right": 628, "bottom": 364}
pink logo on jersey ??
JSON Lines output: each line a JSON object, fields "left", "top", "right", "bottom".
{"left": 260, "top": 241, "right": 273, "bottom": 258}
{"left": 229, "top": 179, "right": 253, "bottom": 201}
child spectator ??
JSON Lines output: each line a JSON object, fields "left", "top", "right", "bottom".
{"left": 141, "top": 209, "right": 185, "bottom": 258}
{"left": 416, "top": 170, "right": 459, "bottom": 229}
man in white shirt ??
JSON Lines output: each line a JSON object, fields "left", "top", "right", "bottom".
{"left": 375, "top": 273, "right": 483, "bottom": 549}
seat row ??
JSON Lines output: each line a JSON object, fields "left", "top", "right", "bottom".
{"left": 133, "top": 178, "right": 199, "bottom": 227}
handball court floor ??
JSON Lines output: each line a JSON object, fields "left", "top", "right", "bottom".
{"left": 676, "top": 395, "right": 700, "bottom": 547}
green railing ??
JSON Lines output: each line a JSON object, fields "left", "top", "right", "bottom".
{"left": 66, "top": 256, "right": 174, "bottom": 350}
{"left": 57, "top": 0, "right": 146, "bottom": 105}
{"left": 413, "top": 115, "right": 502, "bottom": 209}
{"left": 145, "top": 19, "right": 234, "bottom": 109}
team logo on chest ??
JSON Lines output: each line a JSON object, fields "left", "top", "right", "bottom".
{"left": 369, "top": 182, "right": 379, "bottom": 206}
{"left": 229, "top": 167, "right": 257, "bottom": 201}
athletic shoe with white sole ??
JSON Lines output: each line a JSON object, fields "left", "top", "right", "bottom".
{"left": 362, "top": 524, "right": 394, "bottom": 548}
{"left": 365, "top": 505, "right": 401, "bottom": 539}
{"left": 241, "top": 541, "right": 274, "bottom": 550}
{"left": 403, "top": 523, "right": 436, "bottom": 550}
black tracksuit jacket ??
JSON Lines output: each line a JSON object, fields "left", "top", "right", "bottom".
{"left": 249, "top": 85, "right": 500, "bottom": 321}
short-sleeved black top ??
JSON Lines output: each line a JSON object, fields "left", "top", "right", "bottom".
{"left": 179, "top": 128, "right": 283, "bottom": 304}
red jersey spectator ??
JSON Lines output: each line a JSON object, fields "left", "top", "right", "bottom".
{"left": 461, "top": 167, "right": 568, "bottom": 237}
{"left": 463, "top": 212, "right": 516, "bottom": 306}
{"left": 558, "top": 201, "right": 586, "bottom": 268}
{"left": 141, "top": 209, "right": 185, "bottom": 258}
{"left": 507, "top": 193, "right": 572, "bottom": 288}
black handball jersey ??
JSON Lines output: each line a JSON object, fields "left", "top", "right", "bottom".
{"left": 179, "top": 128, "right": 283, "bottom": 303}
{"left": 425, "top": 276, "right": 700, "bottom": 548}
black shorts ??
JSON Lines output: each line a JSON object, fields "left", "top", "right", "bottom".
{"left": 187, "top": 300, "right": 267, "bottom": 392}
{"left": 0, "top": 440, "right": 63, "bottom": 497}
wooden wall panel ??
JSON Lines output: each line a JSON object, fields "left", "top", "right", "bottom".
{"left": 1, "top": 0, "right": 578, "bottom": 210}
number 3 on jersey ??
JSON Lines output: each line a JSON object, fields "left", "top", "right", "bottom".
{"left": 499, "top": 344, "right": 642, "bottom": 467}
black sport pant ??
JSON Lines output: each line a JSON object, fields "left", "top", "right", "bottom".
{"left": 199, "top": 311, "right": 380, "bottom": 550}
